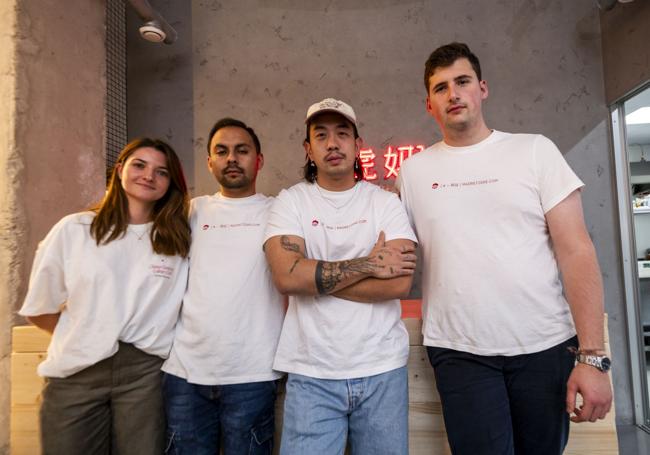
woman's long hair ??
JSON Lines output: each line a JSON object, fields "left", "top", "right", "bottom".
{"left": 90, "top": 138, "right": 191, "bottom": 257}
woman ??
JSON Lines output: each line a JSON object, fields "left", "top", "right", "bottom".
{"left": 19, "top": 138, "right": 191, "bottom": 455}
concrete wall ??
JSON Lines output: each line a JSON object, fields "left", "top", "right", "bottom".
{"left": 0, "top": 2, "right": 19, "bottom": 452}
{"left": 0, "top": 1, "right": 106, "bottom": 451}
{"left": 127, "top": 0, "right": 195, "bottom": 192}
{"left": 600, "top": 0, "right": 650, "bottom": 104}
{"left": 127, "top": 0, "right": 629, "bottom": 423}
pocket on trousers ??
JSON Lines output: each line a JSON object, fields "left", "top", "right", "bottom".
{"left": 250, "top": 414, "right": 274, "bottom": 450}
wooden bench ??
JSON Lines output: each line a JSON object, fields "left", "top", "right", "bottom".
{"left": 11, "top": 319, "right": 618, "bottom": 454}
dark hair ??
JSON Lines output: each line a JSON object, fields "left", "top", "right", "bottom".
{"left": 424, "top": 42, "right": 482, "bottom": 93}
{"left": 206, "top": 117, "right": 261, "bottom": 155}
{"left": 90, "top": 138, "right": 191, "bottom": 257}
{"left": 302, "top": 114, "right": 363, "bottom": 183}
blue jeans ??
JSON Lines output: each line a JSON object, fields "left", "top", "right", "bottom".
{"left": 162, "top": 373, "right": 276, "bottom": 455}
{"left": 427, "top": 336, "right": 578, "bottom": 455}
{"left": 280, "top": 366, "right": 408, "bottom": 455}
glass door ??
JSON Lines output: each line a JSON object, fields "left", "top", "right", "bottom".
{"left": 613, "top": 83, "right": 650, "bottom": 429}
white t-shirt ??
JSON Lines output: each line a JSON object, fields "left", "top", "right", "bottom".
{"left": 264, "top": 180, "right": 417, "bottom": 379}
{"left": 19, "top": 212, "right": 189, "bottom": 378}
{"left": 397, "top": 131, "right": 584, "bottom": 356}
{"left": 162, "top": 193, "right": 285, "bottom": 385}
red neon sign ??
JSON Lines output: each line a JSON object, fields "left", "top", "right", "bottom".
{"left": 384, "top": 145, "right": 425, "bottom": 179}
{"left": 359, "top": 148, "right": 378, "bottom": 181}
{"left": 359, "top": 144, "right": 424, "bottom": 180}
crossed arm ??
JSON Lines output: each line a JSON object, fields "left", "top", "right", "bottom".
{"left": 263, "top": 231, "right": 417, "bottom": 301}
{"left": 546, "top": 189, "right": 612, "bottom": 423}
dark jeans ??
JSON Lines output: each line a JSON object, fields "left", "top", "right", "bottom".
{"left": 40, "top": 342, "right": 165, "bottom": 455}
{"left": 162, "top": 373, "right": 276, "bottom": 455}
{"left": 427, "top": 336, "right": 578, "bottom": 455}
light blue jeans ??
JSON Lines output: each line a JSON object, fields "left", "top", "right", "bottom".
{"left": 279, "top": 366, "right": 408, "bottom": 455}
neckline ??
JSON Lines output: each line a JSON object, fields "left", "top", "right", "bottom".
{"left": 439, "top": 130, "right": 502, "bottom": 154}
{"left": 314, "top": 182, "right": 360, "bottom": 211}
{"left": 214, "top": 192, "right": 263, "bottom": 203}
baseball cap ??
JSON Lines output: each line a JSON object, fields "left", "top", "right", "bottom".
{"left": 305, "top": 98, "right": 358, "bottom": 128}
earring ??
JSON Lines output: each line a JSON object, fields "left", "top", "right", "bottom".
{"left": 309, "top": 160, "right": 316, "bottom": 169}
{"left": 353, "top": 158, "right": 362, "bottom": 180}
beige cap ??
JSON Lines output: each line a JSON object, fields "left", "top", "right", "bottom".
{"left": 305, "top": 98, "right": 358, "bottom": 128}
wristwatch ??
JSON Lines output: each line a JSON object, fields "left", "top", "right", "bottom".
{"left": 575, "top": 352, "right": 611, "bottom": 373}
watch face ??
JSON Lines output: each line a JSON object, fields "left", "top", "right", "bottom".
{"left": 601, "top": 357, "right": 611, "bottom": 372}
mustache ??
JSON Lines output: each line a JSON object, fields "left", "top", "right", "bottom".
{"left": 222, "top": 165, "right": 244, "bottom": 174}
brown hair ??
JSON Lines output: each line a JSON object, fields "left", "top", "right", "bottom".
{"left": 424, "top": 42, "right": 482, "bottom": 93}
{"left": 90, "top": 138, "right": 191, "bottom": 257}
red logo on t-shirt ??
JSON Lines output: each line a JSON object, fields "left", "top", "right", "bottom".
{"left": 312, "top": 219, "right": 319, "bottom": 226}
{"left": 431, "top": 183, "right": 439, "bottom": 189}
{"left": 202, "top": 224, "right": 209, "bottom": 230}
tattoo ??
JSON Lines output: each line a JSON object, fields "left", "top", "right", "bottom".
{"left": 289, "top": 259, "right": 300, "bottom": 274}
{"left": 281, "top": 235, "right": 301, "bottom": 253}
{"left": 315, "top": 257, "right": 383, "bottom": 294}
{"left": 315, "top": 261, "right": 326, "bottom": 294}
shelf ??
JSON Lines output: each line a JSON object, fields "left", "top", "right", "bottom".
{"left": 638, "top": 260, "right": 650, "bottom": 278}
{"left": 634, "top": 207, "right": 650, "bottom": 214}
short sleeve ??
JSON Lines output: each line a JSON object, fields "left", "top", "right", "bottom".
{"left": 534, "top": 135, "right": 584, "bottom": 214}
{"left": 19, "top": 218, "right": 70, "bottom": 316}
{"left": 263, "top": 189, "right": 304, "bottom": 242}
{"left": 379, "top": 192, "right": 418, "bottom": 244}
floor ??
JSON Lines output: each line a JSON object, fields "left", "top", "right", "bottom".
{"left": 617, "top": 424, "right": 650, "bottom": 454}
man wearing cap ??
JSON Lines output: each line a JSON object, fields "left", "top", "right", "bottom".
{"left": 264, "top": 98, "right": 418, "bottom": 454}
{"left": 162, "top": 118, "right": 285, "bottom": 454}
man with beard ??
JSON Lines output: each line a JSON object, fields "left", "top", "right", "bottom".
{"left": 162, "top": 118, "right": 285, "bottom": 454}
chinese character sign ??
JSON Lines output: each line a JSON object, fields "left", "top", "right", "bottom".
{"left": 384, "top": 145, "right": 424, "bottom": 179}
{"left": 359, "top": 144, "right": 424, "bottom": 180}
{"left": 359, "top": 148, "right": 378, "bottom": 181}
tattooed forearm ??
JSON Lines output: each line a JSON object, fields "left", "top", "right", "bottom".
{"left": 281, "top": 235, "right": 301, "bottom": 253}
{"left": 315, "top": 257, "right": 383, "bottom": 294}
{"left": 315, "top": 261, "right": 326, "bottom": 294}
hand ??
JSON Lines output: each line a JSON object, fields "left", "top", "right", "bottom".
{"left": 566, "top": 363, "right": 612, "bottom": 423}
{"left": 367, "top": 231, "right": 417, "bottom": 279}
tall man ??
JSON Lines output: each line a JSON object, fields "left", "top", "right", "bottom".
{"left": 397, "top": 43, "right": 612, "bottom": 455}
{"left": 162, "top": 118, "right": 285, "bottom": 454}
{"left": 264, "top": 98, "right": 418, "bottom": 454}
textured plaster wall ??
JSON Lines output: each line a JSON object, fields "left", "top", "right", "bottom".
{"left": 17, "top": 0, "right": 107, "bottom": 275}
{"left": 600, "top": 1, "right": 650, "bottom": 103}
{"left": 127, "top": 0, "right": 629, "bottom": 423}
{"left": 0, "top": 2, "right": 18, "bottom": 452}
{"left": 127, "top": 0, "right": 195, "bottom": 191}
{"left": 0, "top": 1, "right": 106, "bottom": 451}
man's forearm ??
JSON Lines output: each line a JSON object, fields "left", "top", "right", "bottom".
{"left": 267, "top": 235, "right": 378, "bottom": 296}
{"left": 265, "top": 233, "right": 416, "bottom": 297}
{"left": 314, "top": 256, "right": 388, "bottom": 295}
{"left": 558, "top": 246, "right": 605, "bottom": 351}
{"left": 333, "top": 275, "right": 414, "bottom": 302}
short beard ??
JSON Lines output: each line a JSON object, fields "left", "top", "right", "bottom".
{"left": 217, "top": 175, "right": 251, "bottom": 189}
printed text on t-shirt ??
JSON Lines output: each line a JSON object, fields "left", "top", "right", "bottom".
{"left": 431, "top": 178, "right": 499, "bottom": 190}
{"left": 313, "top": 219, "right": 368, "bottom": 230}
